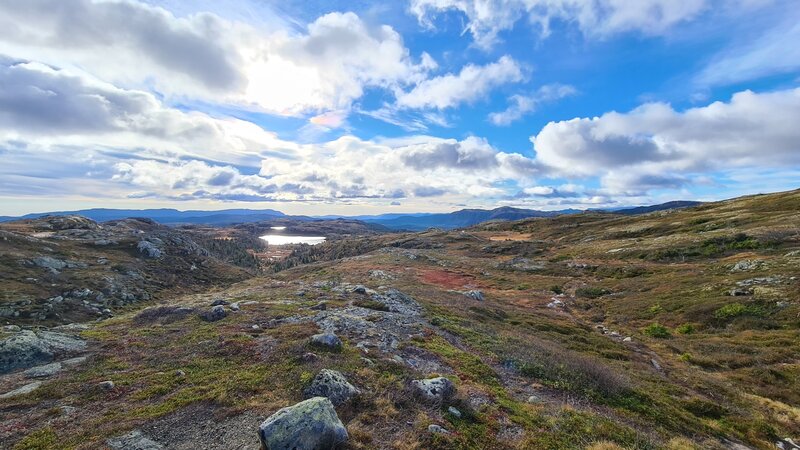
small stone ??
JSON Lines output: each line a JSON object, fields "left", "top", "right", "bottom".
{"left": 99, "top": 380, "right": 115, "bottom": 390}
{"left": 310, "top": 332, "right": 342, "bottom": 350}
{"left": 229, "top": 302, "right": 240, "bottom": 311}
{"left": 428, "top": 424, "right": 450, "bottom": 434}
{"left": 527, "top": 395, "right": 543, "bottom": 404}
{"left": 310, "top": 301, "right": 327, "bottom": 311}
{"left": 622, "top": 337, "right": 632, "bottom": 343}
{"left": 412, "top": 377, "right": 455, "bottom": 403}
{"left": 448, "top": 406, "right": 462, "bottom": 418}
{"left": 464, "top": 290, "right": 485, "bottom": 301}
{"left": 251, "top": 324, "right": 261, "bottom": 330}
{"left": 60, "top": 405, "right": 77, "bottom": 415}
{"left": 352, "top": 285, "right": 367, "bottom": 294}
{"left": 302, "top": 352, "right": 320, "bottom": 362}
{"left": 210, "top": 299, "right": 229, "bottom": 306}
{"left": 175, "top": 370, "right": 186, "bottom": 377}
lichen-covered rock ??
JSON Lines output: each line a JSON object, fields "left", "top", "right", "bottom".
{"left": 0, "top": 381, "right": 42, "bottom": 399}
{"left": 258, "top": 397, "right": 348, "bottom": 450}
{"left": 310, "top": 332, "right": 342, "bottom": 350}
{"left": 0, "top": 329, "right": 86, "bottom": 374}
{"left": 303, "top": 369, "right": 360, "bottom": 406}
{"left": 412, "top": 376, "right": 455, "bottom": 403}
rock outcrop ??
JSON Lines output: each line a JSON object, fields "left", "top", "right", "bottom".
{"left": 0, "top": 329, "right": 86, "bottom": 374}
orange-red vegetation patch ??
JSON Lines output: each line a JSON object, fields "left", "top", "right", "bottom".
{"left": 418, "top": 269, "right": 481, "bottom": 289}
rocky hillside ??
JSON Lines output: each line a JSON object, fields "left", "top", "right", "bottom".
{"left": 1, "top": 190, "right": 799, "bottom": 449}
{"left": 0, "top": 216, "right": 254, "bottom": 325}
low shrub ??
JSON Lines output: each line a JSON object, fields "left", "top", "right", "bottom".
{"left": 676, "top": 323, "right": 695, "bottom": 334}
{"left": 643, "top": 323, "right": 670, "bottom": 338}
{"left": 714, "top": 302, "right": 765, "bottom": 319}
{"left": 576, "top": 287, "right": 611, "bottom": 299}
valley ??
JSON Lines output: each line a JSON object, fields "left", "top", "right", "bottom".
{"left": 1, "top": 190, "right": 799, "bottom": 449}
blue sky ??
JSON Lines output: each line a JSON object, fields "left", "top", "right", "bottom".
{"left": 0, "top": 0, "right": 798, "bottom": 215}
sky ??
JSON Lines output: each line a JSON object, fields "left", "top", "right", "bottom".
{"left": 1, "top": 0, "right": 799, "bottom": 216}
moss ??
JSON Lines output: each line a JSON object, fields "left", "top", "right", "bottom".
{"left": 13, "top": 428, "right": 60, "bottom": 450}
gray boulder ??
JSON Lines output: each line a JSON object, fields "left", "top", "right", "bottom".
{"left": 310, "top": 333, "right": 342, "bottom": 350}
{"left": 412, "top": 377, "right": 455, "bottom": 403}
{"left": 137, "top": 240, "right": 162, "bottom": 259}
{"left": 199, "top": 305, "right": 227, "bottom": 322}
{"left": 303, "top": 369, "right": 360, "bottom": 406}
{"left": 258, "top": 397, "right": 348, "bottom": 450}
{"left": 0, "top": 329, "right": 86, "bottom": 374}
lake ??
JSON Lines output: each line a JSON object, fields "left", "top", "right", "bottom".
{"left": 259, "top": 234, "right": 326, "bottom": 245}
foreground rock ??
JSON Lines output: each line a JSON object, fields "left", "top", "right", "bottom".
{"left": 303, "top": 369, "right": 360, "bottom": 406}
{"left": 24, "top": 361, "right": 62, "bottom": 378}
{"left": 412, "top": 377, "right": 455, "bottom": 403}
{"left": 0, "top": 329, "right": 86, "bottom": 374}
{"left": 258, "top": 397, "right": 348, "bottom": 450}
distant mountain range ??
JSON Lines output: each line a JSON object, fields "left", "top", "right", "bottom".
{"left": 0, "top": 201, "right": 702, "bottom": 230}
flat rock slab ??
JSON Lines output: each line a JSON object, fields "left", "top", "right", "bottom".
{"left": 0, "top": 329, "right": 86, "bottom": 374}
{"left": 107, "top": 430, "right": 164, "bottom": 450}
{"left": 0, "top": 381, "right": 42, "bottom": 399}
{"left": 24, "top": 362, "right": 62, "bottom": 378}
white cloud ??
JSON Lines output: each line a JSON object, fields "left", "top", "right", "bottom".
{"left": 396, "top": 56, "right": 523, "bottom": 109}
{"left": 410, "top": 0, "right": 709, "bottom": 48}
{"left": 489, "top": 83, "right": 576, "bottom": 125}
{"left": 530, "top": 87, "right": 800, "bottom": 192}
{"left": 696, "top": 10, "right": 800, "bottom": 86}
{"left": 0, "top": 1, "right": 433, "bottom": 115}
{"left": 0, "top": 55, "right": 542, "bottom": 204}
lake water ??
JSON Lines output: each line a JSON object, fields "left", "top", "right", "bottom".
{"left": 270, "top": 226, "right": 286, "bottom": 230}
{"left": 259, "top": 234, "right": 326, "bottom": 245}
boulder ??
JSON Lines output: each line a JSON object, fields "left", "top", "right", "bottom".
{"left": 0, "top": 329, "right": 86, "bottom": 374}
{"left": 428, "top": 424, "right": 450, "bottom": 434}
{"left": 258, "top": 397, "right": 348, "bottom": 450}
{"left": 137, "top": 240, "right": 162, "bottom": 259}
{"left": 303, "top": 369, "right": 360, "bottom": 406}
{"left": 412, "top": 377, "right": 455, "bottom": 403}
{"left": 310, "top": 333, "right": 342, "bottom": 350}
{"left": 199, "top": 305, "right": 227, "bottom": 322}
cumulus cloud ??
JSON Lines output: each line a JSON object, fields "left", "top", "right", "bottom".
{"left": 396, "top": 56, "right": 523, "bottom": 109}
{"left": 410, "top": 0, "right": 708, "bottom": 48}
{"left": 530, "top": 87, "right": 800, "bottom": 192}
{"left": 489, "top": 83, "right": 576, "bottom": 125}
{"left": 0, "top": 0, "right": 433, "bottom": 114}
{"left": 0, "top": 57, "right": 297, "bottom": 167}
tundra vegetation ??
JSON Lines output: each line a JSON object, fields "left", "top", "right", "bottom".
{"left": 1, "top": 189, "right": 799, "bottom": 449}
